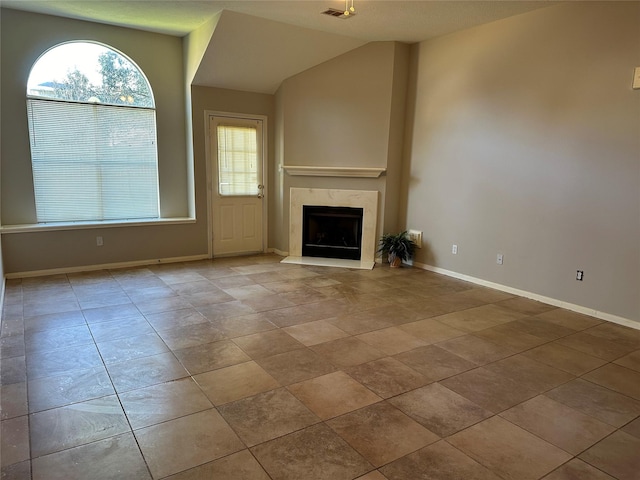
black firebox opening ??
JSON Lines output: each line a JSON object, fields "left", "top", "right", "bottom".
{"left": 302, "top": 205, "right": 364, "bottom": 260}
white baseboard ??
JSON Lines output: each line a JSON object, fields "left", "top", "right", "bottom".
{"left": 5, "top": 254, "right": 211, "bottom": 279}
{"left": 413, "top": 261, "right": 639, "bottom": 331}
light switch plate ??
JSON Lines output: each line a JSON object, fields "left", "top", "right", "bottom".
{"left": 633, "top": 67, "right": 640, "bottom": 89}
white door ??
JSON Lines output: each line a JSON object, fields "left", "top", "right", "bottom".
{"left": 210, "top": 115, "right": 265, "bottom": 256}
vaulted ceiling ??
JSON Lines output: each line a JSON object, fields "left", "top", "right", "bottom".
{"left": 2, "top": 1, "right": 554, "bottom": 93}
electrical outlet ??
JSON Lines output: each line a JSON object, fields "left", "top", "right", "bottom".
{"left": 96, "top": 236, "right": 103, "bottom": 247}
{"left": 576, "top": 270, "right": 584, "bottom": 281}
{"left": 408, "top": 230, "right": 422, "bottom": 248}
{"left": 497, "top": 253, "right": 503, "bottom": 265}
{"left": 452, "top": 244, "right": 458, "bottom": 254}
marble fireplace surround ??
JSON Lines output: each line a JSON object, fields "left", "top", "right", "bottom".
{"left": 282, "top": 188, "right": 379, "bottom": 270}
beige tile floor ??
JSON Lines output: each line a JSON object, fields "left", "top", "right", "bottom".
{"left": 1, "top": 254, "right": 640, "bottom": 479}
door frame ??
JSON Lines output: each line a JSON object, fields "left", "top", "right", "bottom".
{"left": 204, "top": 110, "right": 268, "bottom": 258}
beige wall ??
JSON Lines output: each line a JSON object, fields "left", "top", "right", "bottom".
{"left": 0, "top": 8, "right": 205, "bottom": 273}
{"left": 190, "top": 86, "right": 276, "bottom": 248}
{"left": 274, "top": 42, "right": 409, "bottom": 252}
{"left": 405, "top": 2, "right": 640, "bottom": 322}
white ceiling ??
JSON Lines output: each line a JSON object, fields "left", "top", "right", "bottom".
{"left": 2, "top": 1, "right": 555, "bottom": 93}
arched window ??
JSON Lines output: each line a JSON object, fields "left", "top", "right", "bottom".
{"left": 26, "top": 41, "right": 159, "bottom": 223}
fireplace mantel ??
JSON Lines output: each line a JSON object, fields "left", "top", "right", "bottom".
{"left": 281, "top": 165, "right": 386, "bottom": 178}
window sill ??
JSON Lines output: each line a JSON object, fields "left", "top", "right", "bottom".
{"left": 0, "top": 217, "right": 196, "bottom": 234}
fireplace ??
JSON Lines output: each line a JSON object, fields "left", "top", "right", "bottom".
{"left": 284, "top": 188, "right": 379, "bottom": 269}
{"left": 302, "top": 206, "right": 364, "bottom": 260}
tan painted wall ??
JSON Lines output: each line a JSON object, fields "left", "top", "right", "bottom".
{"left": 405, "top": 2, "right": 640, "bottom": 322}
{"left": 190, "top": 86, "right": 276, "bottom": 248}
{"left": 274, "top": 42, "right": 409, "bottom": 252}
{"left": 0, "top": 8, "right": 205, "bottom": 273}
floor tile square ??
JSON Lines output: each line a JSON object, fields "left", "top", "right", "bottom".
{"left": 582, "top": 363, "right": 640, "bottom": 400}
{"left": 579, "top": 431, "right": 640, "bottom": 480}
{"left": 1, "top": 415, "right": 30, "bottom": 468}
{"left": 96, "top": 332, "right": 169, "bottom": 364}
{"left": 283, "top": 320, "right": 349, "bottom": 346}
{"left": 622, "top": 416, "right": 640, "bottom": 438}
{"left": 328, "top": 305, "right": 418, "bottom": 335}
{"left": 542, "top": 458, "right": 616, "bottom": 480}
{"left": 163, "top": 449, "right": 270, "bottom": 480}
{"left": 472, "top": 322, "right": 548, "bottom": 351}
{"left": 232, "top": 329, "right": 304, "bottom": 359}
{"left": 26, "top": 343, "right": 103, "bottom": 380}
{"left": 583, "top": 322, "right": 640, "bottom": 349}
{"left": 1, "top": 460, "right": 31, "bottom": 480}
{"left": 29, "top": 395, "right": 129, "bottom": 457}
{"left": 106, "top": 352, "right": 189, "bottom": 393}
{"left": 523, "top": 342, "right": 607, "bottom": 376}
{"left": 440, "top": 367, "right": 539, "bottom": 413}
{"left": 194, "top": 300, "right": 256, "bottom": 321}
{"left": 0, "top": 355, "right": 26, "bottom": 385}
{"left": 0, "top": 382, "right": 27, "bottom": 420}
{"left": 119, "top": 378, "right": 213, "bottom": 429}
{"left": 356, "top": 327, "right": 427, "bottom": 355}
{"left": 251, "top": 423, "right": 372, "bottom": 480}
{"left": 173, "top": 340, "right": 250, "bottom": 375}
{"left": 615, "top": 350, "right": 640, "bottom": 372}
{"left": 346, "top": 357, "right": 427, "bottom": 398}
{"left": 310, "top": 337, "right": 385, "bottom": 368}
{"left": 448, "top": 416, "right": 571, "bottom": 480}
{"left": 535, "top": 309, "right": 603, "bottom": 331}
{"left": 31, "top": 433, "right": 151, "bottom": 480}
{"left": 143, "top": 308, "right": 209, "bottom": 332}
{"left": 389, "top": 383, "right": 492, "bottom": 437}
{"left": 256, "top": 347, "right": 337, "bottom": 385}
{"left": 327, "top": 402, "right": 439, "bottom": 467}
{"left": 88, "top": 316, "right": 155, "bottom": 343}
{"left": 496, "top": 297, "right": 556, "bottom": 316}
{"left": 435, "top": 304, "right": 525, "bottom": 332}
{"left": 194, "top": 361, "right": 279, "bottom": 405}
{"left": 241, "top": 294, "right": 296, "bottom": 313}
{"left": 436, "top": 335, "right": 518, "bottom": 365}
{"left": 508, "top": 317, "right": 579, "bottom": 341}
{"left": 135, "top": 409, "right": 244, "bottom": 479}
{"left": 500, "top": 395, "right": 615, "bottom": 454}
{"left": 81, "top": 303, "right": 142, "bottom": 324}
{"left": 556, "top": 331, "right": 635, "bottom": 361}
{"left": 483, "top": 354, "right": 574, "bottom": 394}
{"left": 380, "top": 440, "right": 501, "bottom": 480}
{"left": 206, "top": 316, "right": 276, "bottom": 343}
{"left": 545, "top": 378, "right": 640, "bottom": 427}
{"left": 288, "top": 371, "right": 381, "bottom": 420}
{"left": 156, "top": 322, "right": 226, "bottom": 350}
{"left": 23, "top": 310, "right": 86, "bottom": 333}
{"left": 25, "top": 324, "right": 93, "bottom": 354}
{"left": 394, "top": 345, "right": 476, "bottom": 382}
{"left": 217, "top": 388, "right": 319, "bottom": 446}
{"left": 397, "top": 318, "right": 466, "bottom": 344}
{"left": 28, "top": 365, "right": 114, "bottom": 413}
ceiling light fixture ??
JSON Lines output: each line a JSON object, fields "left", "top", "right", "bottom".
{"left": 344, "top": 0, "right": 356, "bottom": 16}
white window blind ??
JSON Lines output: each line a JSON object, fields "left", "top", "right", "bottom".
{"left": 27, "top": 99, "right": 159, "bottom": 222}
{"left": 217, "top": 125, "right": 258, "bottom": 196}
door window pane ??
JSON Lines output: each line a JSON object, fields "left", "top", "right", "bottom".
{"left": 217, "top": 125, "right": 258, "bottom": 196}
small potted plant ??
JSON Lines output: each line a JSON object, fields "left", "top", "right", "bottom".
{"left": 378, "top": 231, "right": 416, "bottom": 267}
